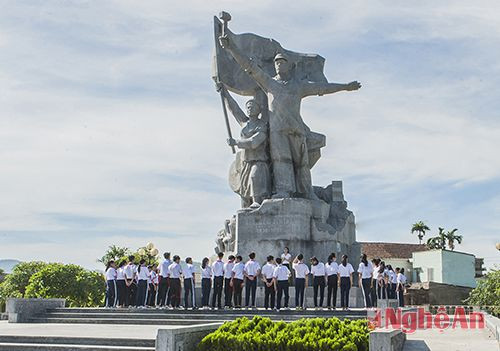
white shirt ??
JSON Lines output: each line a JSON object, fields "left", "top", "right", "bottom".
{"left": 224, "top": 261, "right": 235, "bottom": 279}
{"left": 273, "top": 265, "right": 291, "bottom": 281}
{"left": 232, "top": 262, "right": 245, "bottom": 280}
{"left": 244, "top": 260, "right": 261, "bottom": 277}
{"left": 357, "top": 262, "right": 373, "bottom": 279}
{"left": 150, "top": 271, "right": 158, "bottom": 284}
{"left": 201, "top": 266, "right": 212, "bottom": 279}
{"left": 184, "top": 263, "right": 195, "bottom": 279}
{"left": 388, "top": 270, "right": 397, "bottom": 284}
{"left": 168, "top": 262, "right": 182, "bottom": 278}
{"left": 105, "top": 267, "right": 116, "bottom": 280}
{"left": 159, "top": 259, "right": 171, "bottom": 278}
{"left": 137, "top": 266, "right": 149, "bottom": 280}
{"left": 124, "top": 264, "right": 137, "bottom": 280}
{"left": 293, "top": 262, "right": 310, "bottom": 278}
{"left": 372, "top": 265, "right": 379, "bottom": 279}
{"left": 326, "top": 262, "right": 339, "bottom": 276}
{"left": 116, "top": 267, "right": 126, "bottom": 280}
{"left": 212, "top": 260, "right": 224, "bottom": 277}
{"left": 261, "top": 262, "right": 276, "bottom": 280}
{"left": 397, "top": 273, "right": 407, "bottom": 285}
{"left": 281, "top": 253, "right": 292, "bottom": 265}
{"left": 311, "top": 262, "right": 326, "bottom": 276}
{"left": 338, "top": 263, "right": 354, "bottom": 277}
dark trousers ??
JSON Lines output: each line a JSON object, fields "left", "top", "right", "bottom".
{"left": 387, "top": 283, "right": 396, "bottom": 299}
{"left": 397, "top": 286, "right": 405, "bottom": 307}
{"left": 211, "top": 276, "right": 224, "bottom": 308}
{"left": 157, "top": 276, "right": 169, "bottom": 306}
{"left": 105, "top": 280, "right": 117, "bottom": 307}
{"left": 371, "top": 279, "right": 378, "bottom": 307}
{"left": 264, "top": 278, "right": 276, "bottom": 309}
{"left": 245, "top": 277, "right": 257, "bottom": 307}
{"left": 125, "top": 280, "right": 136, "bottom": 307}
{"left": 377, "top": 281, "right": 387, "bottom": 300}
{"left": 136, "top": 280, "right": 148, "bottom": 307}
{"left": 169, "top": 278, "right": 181, "bottom": 307}
{"left": 327, "top": 275, "right": 338, "bottom": 308}
{"left": 233, "top": 278, "right": 243, "bottom": 307}
{"left": 224, "top": 278, "right": 233, "bottom": 307}
{"left": 116, "top": 280, "right": 126, "bottom": 306}
{"left": 201, "top": 278, "right": 211, "bottom": 307}
{"left": 276, "top": 280, "right": 289, "bottom": 310}
{"left": 184, "top": 278, "right": 195, "bottom": 308}
{"left": 313, "top": 276, "right": 325, "bottom": 307}
{"left": 295, "top": 278, "right": 306, "bottom": 308}
{"left": 147, "top": 283, "right": 156, "bottom": 306}
{"left": 340, "top": 277, "right": 351, "bottom": 308}
{"left": 361, "top": 278, "right": 372, "bottom": 308}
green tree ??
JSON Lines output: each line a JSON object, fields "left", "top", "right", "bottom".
{"left": 466, "top": 269, "right": 500, "bottom": 316}
{"left": 426, "top": 227, "right": 447, "bottom": 250}
{"left": 411, "top": 221, "right": 430, "bottom": 244}
{"left": 0, "top": 261, "right": 47, "bottom": 299}
{"left": 444, "top": 228, "right": 462, "bottom": 250}
{"left": 97, "top": 245, "right": 131, "bottom": 266}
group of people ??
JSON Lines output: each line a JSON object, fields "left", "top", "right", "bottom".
{"left": 104, "top": 248, "right": 407, "bottom": 310}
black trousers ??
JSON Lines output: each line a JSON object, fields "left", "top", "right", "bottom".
{"left": 361, "top": 278, "right": 372, "bottom": 308}
{"left": 313, "top": 276, "right": 325, "bottom": 307}
{"left": 377, "top": 281, "right": 387, "bottom": 300}
{"left": 276, "top": 280, "right": 289, "bottom": 310}
{"left": 136, "top": 280, "right": 148, "bottom": 307}
{"left": 264, "top": 278, "right": 276, "bottom": 309}
{"left": 201, "top": 278, "right": 211, "bottom": 307}
{"left": 116, "top": 280, "right": 126, "bottom": 306}
{"left": 295, "top": 278, "right": 306, "bottom": 308}
{"left": 184, "top": 278, "right": 195, "bottom": 308}
{"left": 157, "top": 276, "right": 169, "bottom": 306}
{"left": 125, "top": 280, "right": 136, "bottom": 307}
{"left": 105, "top": 280, "right": 117, "bottom": 307}
{"left": 397, "top": 285, "right": 405, "bottom": 307}
{"left": 245, "top": 277, "right": 257, "bottom": 307}
{"left": 224, "top": 278, "right": 233, "bottom": 307}
{"left": 340, "top": 277, "right": 351, "bottom": 308}
{"left": 147, "top": 283, "right": 156, "bottom": 306}
{"left": 233, "top": 278, "right": 243, "bottom": 307}
{"left": 327, "top": 275, "right": 338, "bottom": 308}
{"left": 387, "top": 283, "right": 396, "bottom": 299}
{"left": 169, "top": 278, "right": 181, "bottom": 307}
{"left": 211, "top": 276, "right": 224, "bottom": 308}
{"left": 371, "top": 279, "right": 378, "bottom": 307}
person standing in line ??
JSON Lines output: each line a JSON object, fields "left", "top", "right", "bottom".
{"left": 357, "top": 254, "right": 373, "bottom": 309}
{"left": 231, "top": 256, "right": 245, "bottom": 309}
{"left": 386, "top": 265, "right": 396, "bottom": 299}
{"left": 105, "top": 260, "right": 117, "bottom": 308}
{"left": 183, "top": 257, "right": 196, "bottom": 309}
{"left": 223, "top": 255, "right": 235, "bottom": 309}
{"left": 157, "top": 252, "right": 171, "bottom": 308}
{"left": 376, "top": 261, "right": 388, "bottom": 301}
{"left": 273, "top": 257, "right": 291, "bottom": 311}
{"left": 147, "top": 265, "right": 157, "bottom": 307}
{"left": 310, "top": 256, "right": 326, "bottom": 310}
{"left": 124, "top": 255, "right": 138, "bottom": 307}
{"left": 338, "top": 254, "right": 354, "bottom": 311}
{"left": 370, "top": 258, "right": 380, "bottom": 307}
{"left": 396, "top": 268, "right": 407, "bottom": 307}
{"left": 200, "top": 257, "right": 212, "bottom": 310}
{"left": 325, "top": 253, "right": 339, "bottom": 310}
{"left": 115, "top": 260, "right": 127, "bottom": 308}
{"left": 292, "top": 254, "right": 309, "bottom": 310}
{"left": 244, "top": 252, "right": 261, "bottom": 309}
{"left": 168, "top": 255, "right": 183, "bottom": 309}
{"left": 281, "top": 247, "right": 292, "bottom": 270}
{"left": 211, "top": 252, "right": 225, "bottom": 310}
{"left": 261, "top": 255, "right": 276, "bottom": 310}
{"left": 136, "top": 259, "right": 149, "bottom": 308}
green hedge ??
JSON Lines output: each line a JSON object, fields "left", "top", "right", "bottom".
{"left": 197, "top": 316, "right": 369, "bottom": 351}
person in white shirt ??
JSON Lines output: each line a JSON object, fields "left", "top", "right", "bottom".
{"left": 231, "top": 256, "right": 245, "bottom": 308}
{"left": 223, "top": 255, "right": 235, "bottom": 308}
{"left": 147, "top": 264, "right": 158, "bottom": 307}
{"left": 292, "top": 254, "right": 309, "bottom": 309}
{"left": 136, "top": 259, "right": 149, "bottom": 307}
{"left": 168, "top": 255, "right": 183, "bottom": 308}
{"left": 386, "top": 265, "right": 397, "bottom": 299}
{"left": 244, "top": 252, "right": 261, "bottom": 309}
{"left": 124, "top": 255, "right": 138, "bottom": 307}
{"left": 200, "top": 257, "right": 212, "bottom": 309}
{"left": 183, "top": 257, "right": 196, "bottom": 309}
{"left": 261, "top": 255, "right": 277, "bottom": 310}
{"left": 115, "top": 260, "right": 127, "bottom": 308}
{"left": 157, "top": 252, "right": 171, "bottom": 307}
{"left": 273, "top": 257, "right": 291, "bottom": 310}
{"left": 105, "top": 260, "right": 117, "bottom": 308}
{"left": 310, "top": 256, "right": 326, "bottom": 309}
{"left": 357, "top": 254, "right": 373, "bottom": 308}
{"left": 338, "top": 254, "right": 354, "bottom": 310}
{"left": 396, "top": 268, "right": 407, "bottom": 307}
{"left": 211, "top": 252, "right": 225, "bottom": 309}
{"left": 376, "top": 261, "right": 388, "bottom": 301}
{"left": 281, "top": 247, "right": 292, "bottom": 270}
{"left": 325, "top": 253, "right": 339, "bottom": 310}
{"left": 371, "top": 258, "right": 380, "bottom": 307}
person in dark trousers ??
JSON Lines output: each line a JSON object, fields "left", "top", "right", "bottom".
{"left": 168, "top": 255, "right": 182, "bottom": 309}
{"left": 157, "top": 252, "right": 171, "bottom": 307}
{"left": 357, "top": 254, "right": 373, "bottom": 308}
{"left": 124, "top": 255, "right": 137, "bottom": 307}
{"left": 201, "top": 257, "right": 212, "bottom": 309}
{"left": 310, "top": 256, "right": 326, "bottom": 309}
{"left": 115, "top": 260, "right": 127, "bottom": 307}
{"left": 386, "top": 265, "right": 396, "bottom": 299}
{"left": 273, "top": 257, "right": 291, "bottom": 311}
{"left": 370, "top": 258, "right": 380, "bottom": 307}
{"left": 325, "top": 253, "right": 339, "bottom": 310}
{"left": 147, "top": 264, "right": 158, "bottom": 307}
{"left": 223, "top": 255, "right": 235, "bottom": 309}
{"left": 244, "top": 252, "right": 261, "bottom": 309}
{"left": 396, "top": 268, "right": 407, "bottom": 307}
{"left": 231, "top": 256, "right": 245, "bottom": 308}
{"left": 292, "top": 254, "right": 309, "bottom": 310}
{"left": 105, "top": 260, "right": 117, "bottom": 308}
{"left": 136, "top": 259, "right": 149, "bottom": 308}
{"left": 261, "top": 255, "right": 276, "bottom": 310}
{"left": 338, "top": 254, "right": 354, "bottom": 310}
{"left": 211, "top": 252, "right": 225, "bottom": 309}
{"left": 376, "top": 261, "right": 388, "bottom": 302}
{"left": 184, "top": 257, "right": 196, "bottom": 309}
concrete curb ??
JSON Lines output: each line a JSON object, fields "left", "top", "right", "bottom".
{"left": 6, "top": 298, "right": 65, "bottom": 323}
{"left": 369, "top": 328, "right": 406, "bottom": 351}
{"left": 155, "top": 323, "right": 223, "bottom": 351}
{"left": 484, "top": 312, "right": 500, "bottom": 343}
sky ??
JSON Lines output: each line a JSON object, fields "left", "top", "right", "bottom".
{"left": 0, "top": 1, "right": 499, "bottom": 271}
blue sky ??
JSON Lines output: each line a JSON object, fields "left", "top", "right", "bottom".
{"left": 1, "top": 1, "right": 499, "bottom": 270}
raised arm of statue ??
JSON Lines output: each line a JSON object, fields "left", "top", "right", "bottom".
{"left": 219, "top": 35, "right": 274, "bottom": 92}
{"left": 220, "top": 86, "right": 248, "bottom": 126}
{"left": 235, "top": 129, "right": 267, "bottom": 150}
{"left": 301, "top": 80, "right": 362, "bottom": 98}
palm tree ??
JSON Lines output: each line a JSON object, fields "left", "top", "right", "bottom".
{"left": 97, "top": 245, "right": 131, "bottom": 266}
{"left": 426, "top": 227, "right": 447, "bottom": 250}
{"left": 445, "top": 228, "right": 462, "bottom": 251}
{"left": 411, "top": 221, "right": 430, "bottom": 244}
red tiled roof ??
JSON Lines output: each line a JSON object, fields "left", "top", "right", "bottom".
{"left": 359, "top": 242, "right": 429, "bottom": 259}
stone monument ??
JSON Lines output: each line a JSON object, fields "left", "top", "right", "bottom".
{"left": 212, "top": 12, "right": 361, "bottom": 263}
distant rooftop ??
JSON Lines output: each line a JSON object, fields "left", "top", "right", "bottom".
{"left": 359, "top": 242, "right": 429, "bottom": 259}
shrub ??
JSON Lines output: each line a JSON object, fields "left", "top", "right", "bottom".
{"left": 466, "top": 268, "right": 500, "bottom": 316}
{"left": 197, "top": 316, "right": 369, "bottom": 351}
